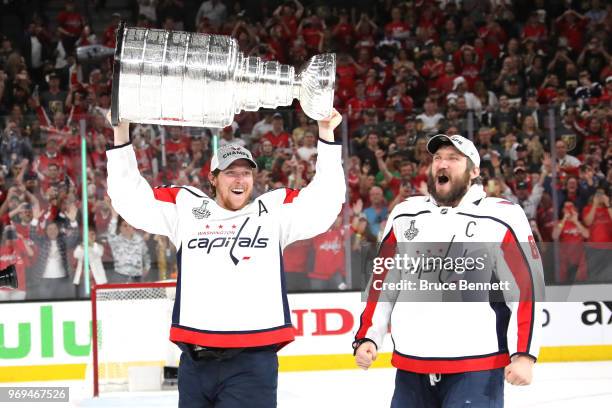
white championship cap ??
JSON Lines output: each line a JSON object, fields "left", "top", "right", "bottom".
{"left": 211, "top": 144, "right": 257, "bottom": 172}
{"left": 426, "top": 134, "right": 480, "bottom": 167}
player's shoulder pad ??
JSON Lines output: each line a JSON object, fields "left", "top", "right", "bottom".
{"left": 480, "top": 196, "right": 516, "bottom": 207}
{"left": 256, "top": 187, "right": 299, "bottom": 208}
{"left": 152, "top": 185, "right": 209, "bottom": 204}
{"left": 154, "top": 185, "right": 208, "bottom": 198}
{"left": 390, "top": 195, "right": 430, "bottom": 218}
{"left": 479, "top": 197, "right": 531, "bottom": 231}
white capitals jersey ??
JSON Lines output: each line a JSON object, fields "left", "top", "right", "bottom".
{"left": 355, "top": 185, "right": 544, "bottom": 374}
{"left": 107, "top": 140, "right": 345, "bottom": 349}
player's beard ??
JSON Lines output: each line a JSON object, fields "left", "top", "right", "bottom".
{"left": 427, "top": 166, "right": 471, "bottom": 207}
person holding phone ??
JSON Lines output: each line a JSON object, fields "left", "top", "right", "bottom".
{"left": 582, "top": 187, "right": 612, "bottom": 281}
{"left": 552, "top": 201, "right": 589, "bottom": 282}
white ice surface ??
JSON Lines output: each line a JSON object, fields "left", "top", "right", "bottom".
{"left": 2, "top": 361, "right": 611, "bottom": 408}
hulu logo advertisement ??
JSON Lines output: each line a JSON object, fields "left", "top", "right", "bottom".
{"left": 0, "top": 301, "right": 92, "bottom": 365}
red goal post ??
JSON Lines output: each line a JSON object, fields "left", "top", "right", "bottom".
{"left": 91, "top": 281, "right": 178, "bottom": 396}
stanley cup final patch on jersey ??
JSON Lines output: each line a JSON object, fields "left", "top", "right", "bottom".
{"left": 404, "top": 220, "right": 419, "bottom": 241}
{"left": 192, "top": 200, "right": 212, "bottom": 219}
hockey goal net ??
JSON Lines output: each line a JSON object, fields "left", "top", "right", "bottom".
{"left": 90, "top": 281, "right": 179, "bottom": 396}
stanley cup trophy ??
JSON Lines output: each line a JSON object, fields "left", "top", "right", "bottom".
{"left": 111, "top": 22, "right": 336, "bottom": 128}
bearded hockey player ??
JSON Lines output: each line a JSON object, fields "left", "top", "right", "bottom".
{"left": 354, "top": 134, "right": 543, "bottom": 408}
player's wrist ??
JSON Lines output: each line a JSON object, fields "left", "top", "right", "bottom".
{"left": 352, "top": 338, "right": 377, "bottom": 354}
{"left": 510, "top": 353, "right": 536, "bottom": 364}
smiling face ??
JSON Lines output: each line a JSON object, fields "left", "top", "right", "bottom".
{"left": 427, "top": 145, "right": 479, "bottom": 207}
{"left": 209, "top": 159, "right": 254, "bottom": 211}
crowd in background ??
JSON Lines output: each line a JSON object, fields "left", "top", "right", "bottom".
{"left": 0, "top": 0, "right": 611, "bottom": 300}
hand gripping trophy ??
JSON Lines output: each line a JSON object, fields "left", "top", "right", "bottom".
{"left": 110, "top": 22, "right": 336, "bottom": 127}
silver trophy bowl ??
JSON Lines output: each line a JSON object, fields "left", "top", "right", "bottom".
{"left": 111, "top": 22, "right": 335, "bottom": 128}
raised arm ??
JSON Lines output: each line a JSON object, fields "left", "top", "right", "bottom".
{"left": 278, "top": 109, "right": 346, "bottom": 247}
{"left": 105, "top": 113, "right": 180, "bottom": 246}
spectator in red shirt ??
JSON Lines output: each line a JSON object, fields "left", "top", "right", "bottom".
{"left": 39, "top": 162, "right": 74, "bottom": 194}
{"left": 132, "top": 132, "right": 155, "bottom": 173}
{"left": 552, "top": 201, "right": 589, "bottom": 282}
{"left": 453, "top": 45, "right": 482, "bottom": 90}
{"left": 33, "top": 138, "right": 68, "bottom": 176}
{"left": 102, "top": 13, "right": 122, "bottom": 48}
{"left": 416, "top": 3, "right": 441, "bottom": 42}
{"left": 309, "top": 215, "right": 346, "bottom": 290}
{"left": 89, "top": 132, "right": 110, "bottom": 172}
{"left": 386, "top": 81, "right": 414, "bottom": 116}
{"left": 283, "top": 240, "right": 312, "bottom": 291}
{"left": 332, "top": 9, "right": 354, "bottom": 52}
{"left": 346, "top": 80, "right": 376, "bottom": 133}
{"left": 537, "top": 74, "right": 560, "bottom": 105}
{"left": 478, "top": 14, "right": 507, "bottom": 44}
{"left": 89, "top": 113, "right": 113, "bottom": 144}
{"left": 582, "top": 187, "right": 612, "bottom": 280}
{"left": 262, "top": 113, "right": 291, "bottom": 148}
{"left": 555, "top": 9, "right": 589, "bottom": 53}
{"left": 354, "top": 13, "right": 377, "bottom": 54}
{"left": 56, "top": 0, "right": 85, "bottom": 54}
{"left": 434, "top": 61, "right": 457, "bottom": 95}
{"left": 364, "top": 68, "right": 384, "bottom": 107}
{"left": 182, "top": 135, "right": 210, "bottom": 183}
{"left": 336, "top": 53, "right": 359, "bottom": 90}
{"left": 298, "top": 16, "right": 325, "bottom": 53}
{"left": 266, "top": 24, "right": 289, "bottom": 64}
{"left": 218, "top": 125, "right": 246, "bottom": 148}
{"left": 582, "top": 188, "right": 612, "bottom": 242}
{"left": 272, "top": 0, "right": 303, "bottom": 40}
{"left": 165, "top": 126, "right": 190, "bottom": 157}
{"left": 385, "top": 6, "right": 410, "bottom": 41}
{"left": 521, "top": 12, "right": 547, "bottom": 43}
{"left": 420, "top": 46, "right": 445, "bottom": 89}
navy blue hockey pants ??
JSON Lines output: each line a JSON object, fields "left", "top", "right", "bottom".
{"left": 391, "top": 368, "right": 504, "bottom": 408}
{"left": 178, "top": 349, "right": 278, "bottom": 408}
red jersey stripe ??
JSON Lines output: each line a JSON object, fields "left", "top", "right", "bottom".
{"left": 153, "top": 187, "right": 181, "bottom": 204}
{"left": 169, "top": 325, "right": 296, "bottom": 348}
{"left": 283, "top": 188, "right": 300, "bottom": 204}
{"left": 355, "top": 229, "right": 397, "bottom": 340}
{"left": 501, "top": 229, "right": 534, "bottom": 353}
{"left": 392, "top": 351, "right": 510, "bottom": 374}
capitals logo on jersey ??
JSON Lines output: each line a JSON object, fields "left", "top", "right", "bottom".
{"left": 186, "top": 217, "right": 269, "bottom": 265}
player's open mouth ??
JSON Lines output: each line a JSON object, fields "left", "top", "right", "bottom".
{"left": 231, "top": 188, "right": 245, "bottom": 195}
{"left": 437, "top": 175, "right": 449, "bottom": 185}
